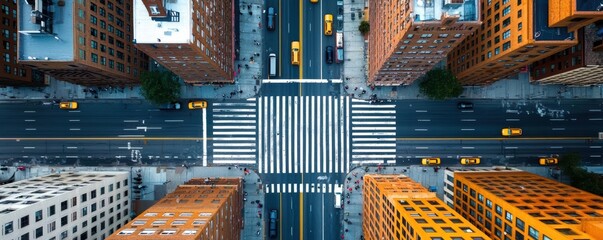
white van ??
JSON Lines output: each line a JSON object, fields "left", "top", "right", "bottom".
{"left": 269, "top": 53, "right": 277, "bottom": 77}
{"left": 334, "top": 184, "right": 343, "bottom": 208}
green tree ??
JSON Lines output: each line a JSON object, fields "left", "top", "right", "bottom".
{"left": 140, "top": 71, "right": 181, "bottom": 104}
{"left": 419, "top": 68, "right": 464, "bottom": 100}
{"left": 358, "top": 21, "right": 370, "bottom": 35}
{"left": 559, "top": 153, "right": 603, "bottom": 196}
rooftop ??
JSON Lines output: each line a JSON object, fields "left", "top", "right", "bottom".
{"left": 413, "top": 0, "right": 478, "bottom": 22}
{"left": 0, "top": 171, "right": 127, "bottom": 214}
{"left": 133, "top": 0, "right": 191, "bottom": 44}
{"left": 18, "top": 0, "right": 75, "bottom": 61}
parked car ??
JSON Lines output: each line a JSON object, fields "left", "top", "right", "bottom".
{"left": 159, "top": 102, "right": 181, "bottom": 110}
{"left": 460, "top": 157, "right": 480, "bottom": 165}
{"left": 59, "top": 101, "right": 78, "bottom": 110}
{"left": 421, "top": 158, "right": 441, "bottom": 165}
{"left": 457, "top": 102, "right": 473, "bottom": 110}
{"left": 539, "top": 158, "right": 558, "bottom": 165}
{"left": 269, "top": 209, "right": 278, "bottom": 238}
{"left": 267, "top": 7, "right": 275, "bottom": 31}
{"left": 325, "top": 46, "right": 334, "bottom": 64}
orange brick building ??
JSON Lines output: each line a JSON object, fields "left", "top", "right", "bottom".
{"left": 445, "top": 169, "right": 603, "bottom": 240}
{"left": 133, "top": 0, "right": 234, "bottom": 85}
{"left": 363, "top": 174, "right": 491, "bottom": 240}
{"left": 448, "top": 0, "right": 603, "bottom": 85}
{"left": 107, "top": 177, "right": 243, "bottom": 240}
{"left": 18, "top": 0, "right": 149, "bottom": 86}
{"left": 367, "top": 0, "right": 481, "bottom": 86}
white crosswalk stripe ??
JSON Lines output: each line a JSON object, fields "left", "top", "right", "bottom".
{"left": 351, "top": 99, "right": 397, "bottom": 165}
{"left": 264, "top": 183, "right": 343, "bottom": 193}
{"left": 258, "top": 96, "right": 351, "bottom": 174}
{"left": 211, "top": 99, "right": 257, "bottom": 164}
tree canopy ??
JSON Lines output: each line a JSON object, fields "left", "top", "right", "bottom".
{"left": 140, "top": 71, "right": 181, "bottom": 105}
{"left": 419, "top": 68, "right": 464, "bottom": 100}
{"left": 559, "top": 153, "right": 603, "bottom": 196}
{"left": 358, "top": 21, "right": 370, "bottom": 35}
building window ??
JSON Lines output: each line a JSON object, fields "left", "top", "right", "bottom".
{"left": 495, "top": 217, "right": 502, "bottom": 227}
{"left": 528, "top": 227, "right": 539, "bottom": 239}
{"left": 4, "top": 221, "right": 13, "bottom": 234}
{"left": 35, "top": 226, "right": 43, "bottom": 238}
{"left": 20, "top": 215, "right": 29, "bottom": 228}
{"left": 486, "top": 210, "right": 492, "bottom": 219}
{"left": 90, "top": 15, "right": 97, "bottom": 25}
{"left": 61, "top": 216, "right": 68, "bottom": 226}
{"left": 48, "top": 221, "right": 56, "bottom": 233}
{"left": 516, "top": 218, "right": 525, "bottom": 230}
{"left": 502, "top": 18, "right": 511, "bottom": 27}
{"left": 48, "top": 206, "right": 56, "bottom": 217}
{"left": 503, "top": 30, "right": 511, "bottom": 40}
{"left": 21, "top": 233, "right": 29, "bottom": 240}
{"left": 79, "top": 49, "right": 86, "bottom": 60}
{"left": 503, "top": 6, "right": 511, "bottom": 16}
{"left": 71, "top": 212, "right": 77, "bottom": 222}
{"left": 517, "top": 10, "right": 522, "bottom": 18}
{"left": 61, "top": 201, "right": 68, "bottom": 211}
{"left": 517, "top": 35, "right": 522, "bottom": 43}
{"left": 505, "top": 211, "right": 513, "bottom": 222}
{"left": 91, "top": 53, "right": 98, "bottom": 63}
{"left": 503, "top": 41, "right": 511, "bottom": 51}
{"left": 503, "top": 0, "right": 509, "bottom": 4}
{"left": 35, "top": 210, "right": 43, "bottom": 222}
{"left": 495, "top": 205, "right": 502, "bottom": 215}
{"left": 82, "top": 207, "right": 88, "bottom": 217}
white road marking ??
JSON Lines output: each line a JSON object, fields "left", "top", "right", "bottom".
{"left": 591, "top": 155, "right": 601, "bottom": 158}
{"left": 415, "top": 147, "right": 429, "bottom": 149}
{"left": 504, "top": 147, "right": 518, "bottom": 149}
{"left": 462, "top": 146, "right": 475, "bottom": 149}
{"left": 24, "top": 119, "right": 35, "bottom": 122}
{"left": 24, "top": 111, "right": 36, "bottom": 113}
{"left": 66, "top": 147, "right": 78, "bottom": 149}
{"left": 164, "top": 120, "right": 184, "bottom": 123}
{"left": 69, "top": 128, "right": 80, "bottom": 131}
{"left": 118, "top": 135, "right": 145, "bottom": 137}
{"left": 461, "top": 128, "right": 475, "bottom": 131}
{"left": 414, "top": 129, "right": 428, "bottom": 131}
{"left": 23, "top": 147, "right": 35, "bottom": 149}
{"left": 415, "top": 110, "right": 427, "bottom": 113}
{"left": 25, "top": 128, "right": 36, "bottom": 131}
{"left": 550, "top": 146, "right": 563, "bottom": 149}
{"left": 506, "top": 119, "right": 520, "bottom": 121}
{"left": 588, "top": 118, "right": 603, "bottom": 121}
{"left": 551, "top": 128, "right": 565, "bottom": 131}
{"left": 417, "top": 119, "right": 431, "bottom": 122}
{"left": 549, "top": 119, "right": 564, "bottom": 121}
{"left": 123, "top": 120, "right": 138, "bottom": 123}
{"left": 588, "top": 109, "right": 601, "bottom": 112}
{"left": 461, "top": 119, "right": 476, "bottom": 122}
{"left": 589, "top": 146, "right": 602, "bottom": 149}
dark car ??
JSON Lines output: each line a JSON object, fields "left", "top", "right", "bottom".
{"left": 267, "top": 7, "right": 275, "bottom": 31}
{"left": 159, "top": 101, "right": 181, "bottom": 110}
{"left": 457, "top": 102, "right": 473, "bottom": 110}
{"left": 269, "top": 209, "right": 278, "bottom": 238}
{"left": 325, "top": 46, "right": 334, "bottom": 64}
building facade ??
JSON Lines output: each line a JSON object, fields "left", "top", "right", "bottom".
{"left": 362, "top": 174, "right": 490, "bottom": 240}
{"left": 108, "top": 177, "right": 243, "bottom": 240}
{"left": 445, "top": 168, "right": 603, "bottom": 240}
{"left": 1, "top": 0, "right": 44, "bottom": 86}
{"left": 0, "top": 171, "right": 130, "bottom": 240}
{"left": 133, "top": 0, "right": 234, "bottom": 85}
{"left": 448, "top": 0, "right": 603, "bottom": 85}
{"left": 368, "top": 0, "right": 481, "bottom": 86}
{"left": 530, "top": 26, "right": 603, "bottom": 85}
{"left": 18, "top": 0, "right": 149, "bottom": 86}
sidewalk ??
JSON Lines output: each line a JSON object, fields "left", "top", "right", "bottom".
{"left": 0, "top": 0, "right": 265, "bottom": 102}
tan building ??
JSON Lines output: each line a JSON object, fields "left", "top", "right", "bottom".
{"left": 368, "top": 0, "right": 481, "bottom": 86}
{"left": 448, "top": 0, "right": 603, "bottom": 85}
{"left": 18, "top": 0, "right": 149, "bottom": 86}
{"left": 133, "top": 0, "right": 234, "bottom": 85}
{"left": 530, "top": 26, "right": 603, "bottom": 85}
{"left": 108, "top": 177, "right": 243, "bottom": 240}
{"left": 362, "top": 174, "right": 491, "bottom": 240}
{"left": 444, "top": 168, "right": 603, "bottom": 240}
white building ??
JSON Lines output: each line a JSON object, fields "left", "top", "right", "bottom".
{"left": 0, "top": 171, "right": 130, "bottom": 240}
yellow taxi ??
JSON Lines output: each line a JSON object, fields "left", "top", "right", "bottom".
{"left": 188, "top": 100, "right": 208, "bottom": 109}
{"left": 460, "top": 157, "right": 481, "bottom": 165}
{"left": 324, "top": 14, "right": 333, "bottom": 35}
{"left": 421, "top": 158, "right": 441, "bottom": 165}
{"left": 310, "top": 0, "right": 318, "bottom": 3}
{"left": 291, "top": 41, "right": 300, "bottom": 65}
{"left": 59, "top": 101, "right": 78, "bottom": 110}
{"left": 501, "top": 128, "right": 522, "bottom": 137}
{"left": 539, "top": 158, "right": 558, "bottom": 165}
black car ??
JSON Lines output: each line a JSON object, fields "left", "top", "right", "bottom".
{"left": 457, "top": 102, "right": 473, "bottom": 110}
{"left": 325, "top": 46, "right": 334, "bottom": 64}
{"left": 267, "top": 7, "right": 275, "bottom": 31}
{"left": 159, "top": 101, "right": 181, "bottom": 110}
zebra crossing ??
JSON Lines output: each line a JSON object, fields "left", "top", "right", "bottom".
{"left": 211, "top": 99, "right": 258, "bottom": 164}
{"left": 265, "top": 183, "right": 343, "bottom": 194}
{"left": 350, "top": 99, "right": 397, "bottom": 165}
{"left": 257, "top": 96, "right": 351, "bottom": 174}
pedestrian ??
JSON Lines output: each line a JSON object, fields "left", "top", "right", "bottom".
{"left": 345, "top": 85, "right": 349, "bottom": 89}
{"left": 354, "top": 87, "right": 358, "bottom": 91}
{"left": 347, "top": 200, "right": 350, "bottom": 204}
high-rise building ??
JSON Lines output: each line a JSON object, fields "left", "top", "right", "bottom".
{"left": 530, "top": 26, "right": 603, "bottom": 85}
{"left": 18, "top": 0, "right": 149, "bottom": 86}
{"left": 133, "top": 0, "right": 234, "bottom": 85}
{"left": 0, "top": 171, "right": 130, "bottom": 240}
{"left": 368, "top": 0, "right": 481, "bottom": 86}
{"left": 1, "top": 0, "right": 44, "bottom": 86}
{"left": 107, "top": 177, "right": 243, "bottom": 239}
{"left": 448, "top": 0, "right": 603, "bottom": 85}
{"left": 444, "top": 168, "right": 603, "bottom": 240}
{"left": 362, "top": 174, "right": 491, "bottom": 240}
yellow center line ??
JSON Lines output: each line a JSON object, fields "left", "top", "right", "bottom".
{"left": 298, "top": 0, "right": 303, "bottom": 97}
